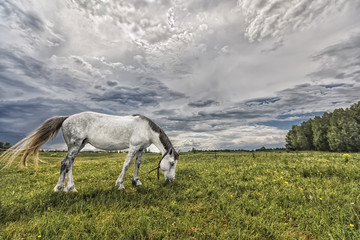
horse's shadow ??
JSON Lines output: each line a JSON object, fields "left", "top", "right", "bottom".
{"left": 1, "top": 181, "right": 188, "bottom": 224}
{"left": 1, "top": 168, "right": 199, "bottom": 224}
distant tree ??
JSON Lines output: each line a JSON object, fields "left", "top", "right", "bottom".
{"left": 328, "top": 108, "right": 347, "bottom": 152}
{"left": 350, "top": 101, "right": 360, "bottom": 123}
{"left": 348, "top": 102, "right": 360, "bottom": 152}
{"left": 297, "top": 120, "right": 314, "bottom": 150}
{"left": 343, "top": 117, "right": 360, "bottom": 152}
{"left": 286, "top": 101, "right": 360, "bottom": 152}
{"left": 4, "top": 142, "right": 11, "bottom": 149}
{"left": 312, "top": 113, "right": 330, "bottom": 151}
{"left": 337, "top": 105, "right": 360, "bottom": 152}
{"left": 286, "top": 125, "right": 300, "bottom": 150}
{"left": 191, "top": 147, "right": 197, "bottom": 154}
{"left": 258, "top": 146, "right": 266, "bottom": 151}
{"left": 0, "top": 142, "right": 3, "bottom": 149}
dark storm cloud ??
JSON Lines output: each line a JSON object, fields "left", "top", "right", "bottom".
{"left": 91, "top": 87, "right": 161, "bottom": 107}
{"left": 322, "top": 83, "right": 353, "bottom": 89}
{"left": 188, "top": 99, "right": 219, "bottom": 108}
{"left": 0, "top": 47, "right": 49, "bottom": 80}
{"left": 107, "top": 81, "right": 118, "bottom": 87}
{"left": 0, "top": 98, "right": 88, "bottom": 122}
{"left": 0, "top": 47, "right": 92, "bottom": 98}
{"left": 245, "top": 97, "right": 281, "bottom": 106}
{"left": 0, "top": 98, "right": 90, "bottom": 143}
{"left": 90, "top": 77, "right": 186, "bottom": 108}
{"left": 22, "top": 11, "right": 44, "bottom": 31}
{"left": 310, "top": 34, "right": 360, "bottom": 82}
{"left": 162, "top": 105, "right": 275, "bottom": 133}
{"left": 197, "top": 108, "right": 273, "bottom": 120}
{"left": 164, "top": 77, "right": 359, "bottom": 134}
{"left": 0, "top": 1, "right": 44, "bottom": 32}
{"left": 0, "top": 71, "right": 41, "bottom": 95}
{"left": 153, "top": 109, "right": 177, "bottom": 116}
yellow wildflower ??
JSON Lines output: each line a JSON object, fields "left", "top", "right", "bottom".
{"left": 350, "top": 224, "right": 355, "bottom": 228}
{"left": 343, "top": 154, "right": 350, "bottom": 162}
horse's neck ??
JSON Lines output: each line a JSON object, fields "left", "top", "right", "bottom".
{"left": 151, "top": 133, "right": 169, "bottom": 156}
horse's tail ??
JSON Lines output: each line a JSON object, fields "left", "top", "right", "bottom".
{"left": 1, "top": 116, "right": 68, "bottom": 168}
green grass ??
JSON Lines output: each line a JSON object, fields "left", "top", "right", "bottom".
{"left": 1, "top": 151, "right": 360, "bottom": 239}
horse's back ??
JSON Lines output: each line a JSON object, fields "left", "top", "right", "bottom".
{"left": 62, "top": 112, "right": 149, "bottom": 150}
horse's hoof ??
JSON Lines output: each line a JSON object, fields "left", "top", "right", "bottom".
{"left": 118, "top": 184, "right": 125, "bottom": 191}
{"left": 132, "top": 179, "right": 142, "bottom": 186}
{"left": 54, "top": 185, "right": 65, "bottom": 192}
{"left": 66, "top": 186, "right": 77, "bottom": 192}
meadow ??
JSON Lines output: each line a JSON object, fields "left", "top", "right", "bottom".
{"left": 1, "top": 151, "right": 360, "bottom": 239}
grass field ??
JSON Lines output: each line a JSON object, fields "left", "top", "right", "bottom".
{"left": 1, "top": 151, "right": 360, "bottom": 239}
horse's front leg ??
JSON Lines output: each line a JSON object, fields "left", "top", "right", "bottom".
{"left": 115, "top": 148, "right": 137, "bottom": 190}
{"left": 132, "top": 150, "right": 143, "bottom": 186}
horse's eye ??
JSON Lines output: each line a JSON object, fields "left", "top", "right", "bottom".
{"left": 170, "top": 161, "right": 175, "bottom": 167}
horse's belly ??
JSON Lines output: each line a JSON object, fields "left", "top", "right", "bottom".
{"left": 86, "top": 128, "right": 132, "bottom": 151}
{"left": 89, "top": 140, "right": 129, "bottom": 151}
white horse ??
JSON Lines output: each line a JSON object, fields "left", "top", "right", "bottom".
{"left": 1, "top": 112, "right": 179, "bottom": 192}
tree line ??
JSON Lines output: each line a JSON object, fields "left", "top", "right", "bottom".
{"left": 0, "top": 141, "right": 12, "bottom": 150}
{"left": 286, "top": 101, "right": 360, "bottom": 152}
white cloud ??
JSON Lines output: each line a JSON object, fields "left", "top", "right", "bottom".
{"left": 237, "top": 0, "right": 352, "bottom": 43}
{"left": 171, "top": 125, "right": 287, "bottom": 151}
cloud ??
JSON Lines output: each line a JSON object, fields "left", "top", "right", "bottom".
{"left": 188, "top": 99, "right": 219, "bottom": 108}
{"left": 310, "top": 34, "right": 360, "bottom": 84}
{"left": 1, "top": 0, "right": 360, "bottom": 152}
{"left": 0, "top": 97, "right": 89, "bottom": 144}
{"left": 237, "top": 0, "right": 354, "bottom": 43}
{"left": 0, "top": 1, "right": 44, "bottom": 32}
{"left": 90, "top": 84, "right": 185, "bottom": 108}
{"left": 172, "top": 125, "right": 287, "bottom": 150}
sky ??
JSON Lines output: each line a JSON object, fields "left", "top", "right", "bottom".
{"left": 1, "top": 0, "right": 360, "bottom": 151}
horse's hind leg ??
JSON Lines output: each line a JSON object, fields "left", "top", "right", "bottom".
{"left": 54, "top": 141, "right": 83, "bottom": 192}
{"left": 65, "top": 166, "right": 76, "bottom": 192}
{"left": 132, "top": 150, "right": 143, "bottom": 186}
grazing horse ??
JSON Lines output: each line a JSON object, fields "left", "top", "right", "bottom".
{"left": 1, "top": 112, "right": 179, "bottom": 192}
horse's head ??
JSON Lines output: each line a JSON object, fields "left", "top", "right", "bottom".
{"left": 159, "top": 148, "right": 179, "bottom": 182}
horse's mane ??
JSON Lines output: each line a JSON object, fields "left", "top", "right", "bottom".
{"left": 133, "top": 114, "right": 179, "bottom": 159}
